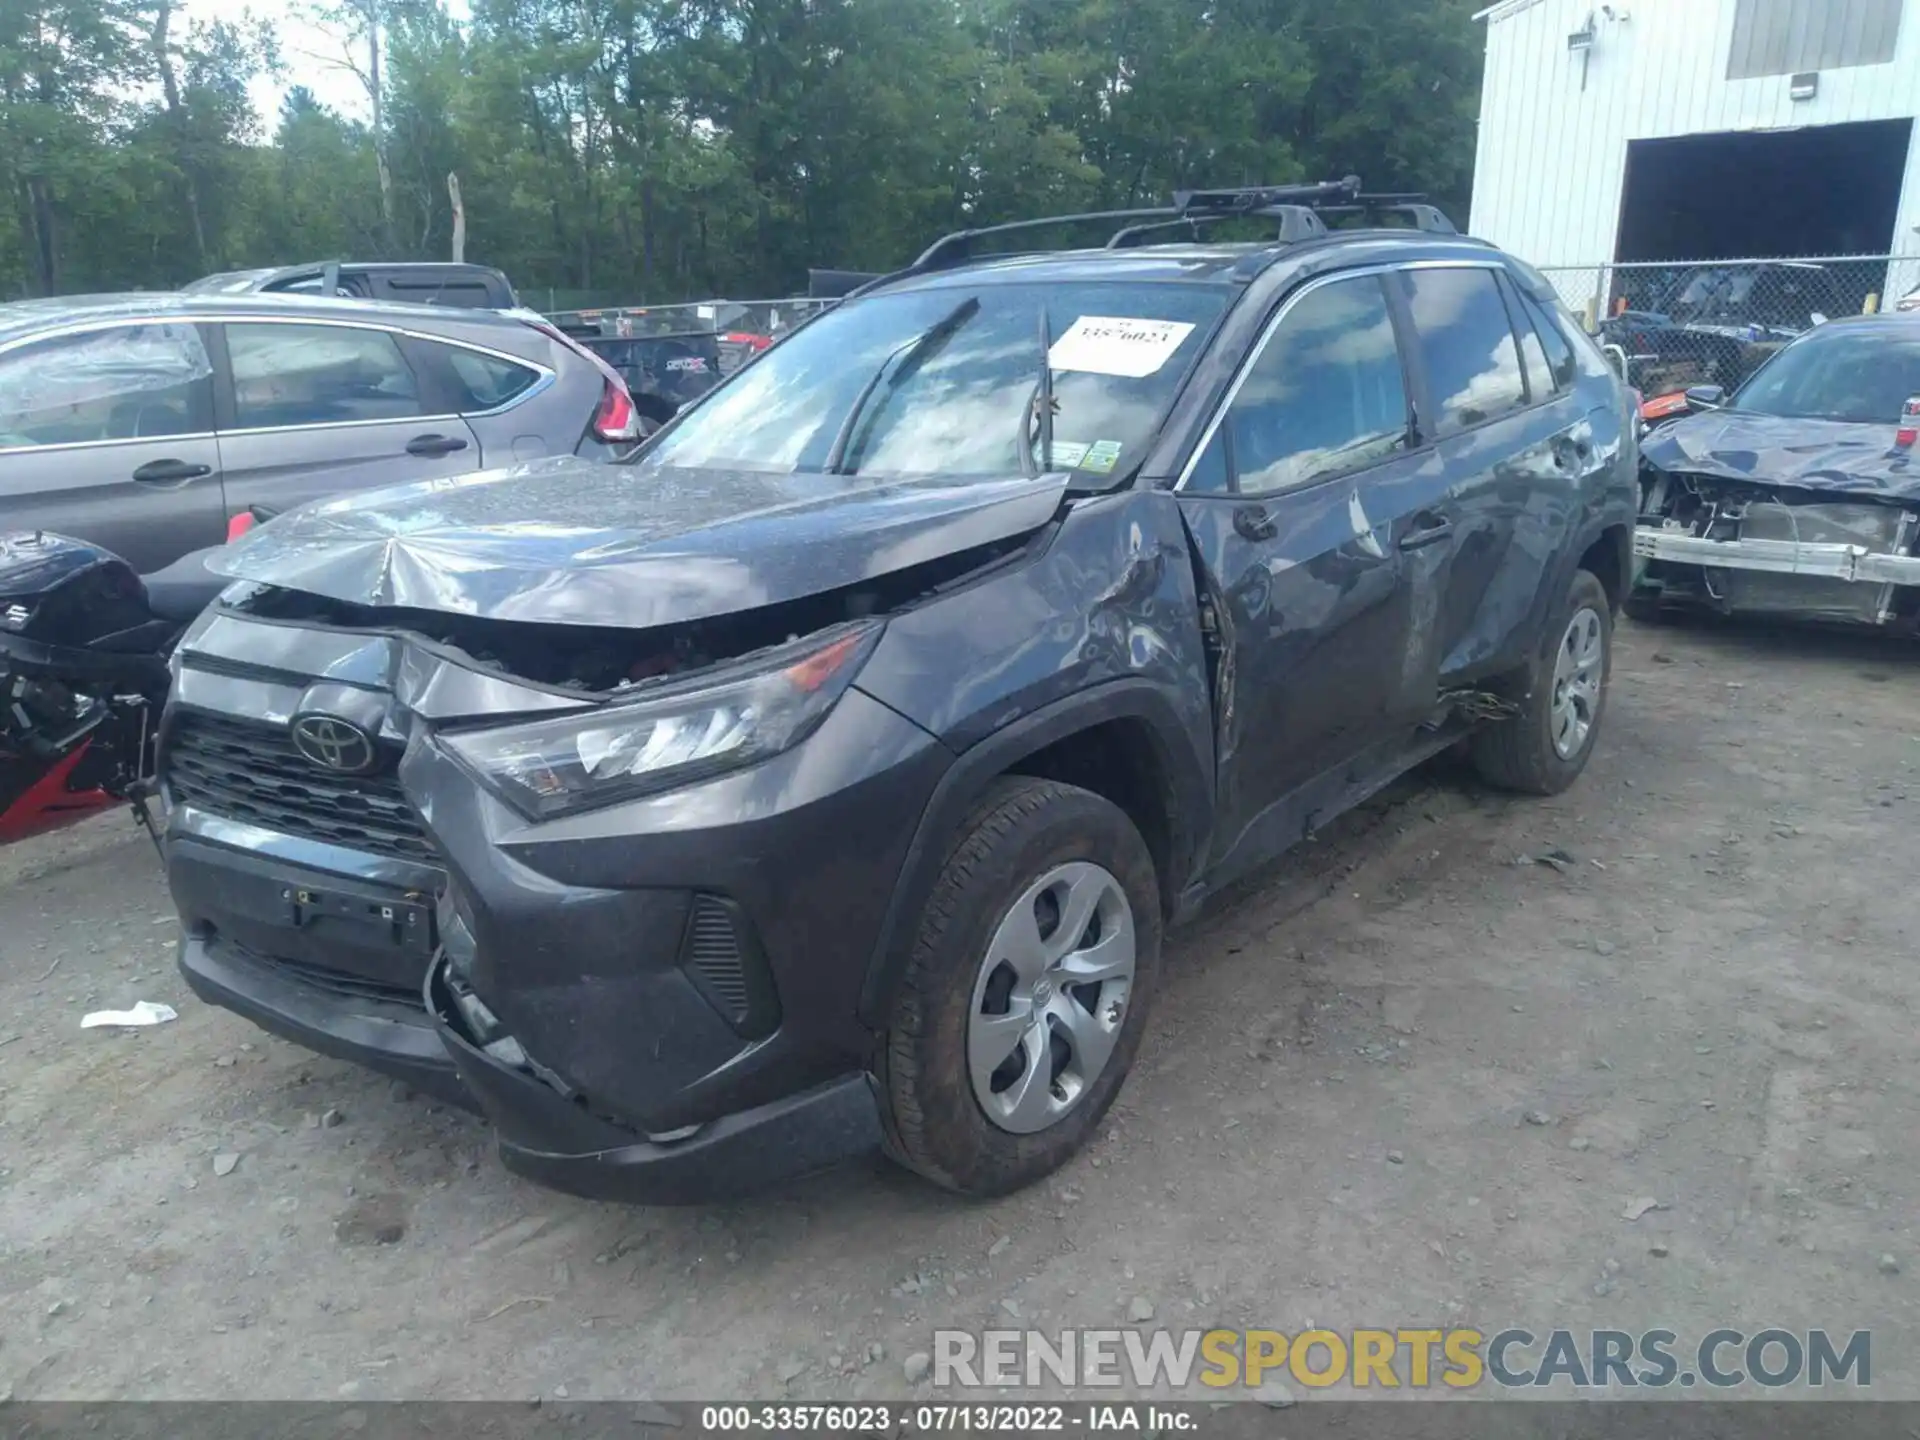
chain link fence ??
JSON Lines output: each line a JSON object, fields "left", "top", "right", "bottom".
{"left": 1537, "top": 255, "right": 1920, "bottom": 396}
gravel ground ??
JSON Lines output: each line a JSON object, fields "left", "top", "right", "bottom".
{"left": 1, "top": 617, "right": 1915, "bottom": 1401}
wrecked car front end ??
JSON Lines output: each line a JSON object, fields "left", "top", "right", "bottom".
{"left": 163, "top": 461, "right": 1064, "bottom": 1200}
{"left": 1631, "top": 326, "right": 1920, "bottom": 627}
{"left": 163, "top": 262, "right": 1237, "bottom": 1201}
{"left": 1634, "top": 469, "right": 1920, "bottom": 628}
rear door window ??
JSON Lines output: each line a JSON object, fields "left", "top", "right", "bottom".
{"left": 1518, "top": 290, "right": 1577, "bottom": 394}
{"left": 1502, "top": 275, "right": 1576, "bottom": 401}
{"left": 225, "top": 323, "right": 424, "bottom": 428}
{"left": 1402, "top": 267, "right": 1528, "bottom": 434}
{"left": 0, "top": 323, "right": 213, "bottom": 449}
{"left": 1223, "top": 275, "right": 1411, "bottom": 495}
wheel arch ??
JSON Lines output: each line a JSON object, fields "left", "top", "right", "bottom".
{"left": 856, "top": 680, "right": 1211, "bottom": 1028}
{"left": 1578, "top": 521, "right": 1634, "bottom": 613}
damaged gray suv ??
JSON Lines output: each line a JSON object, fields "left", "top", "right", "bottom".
{"left": 162, "top": 182, "right": 1640, "bottom": 1201}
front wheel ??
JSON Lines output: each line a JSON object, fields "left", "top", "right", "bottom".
{"left": 1471, "top": 568, "right": 1613, "bottom": 796}
{"left": 876, "top": 777, "right": 1161, "bottom": 1196}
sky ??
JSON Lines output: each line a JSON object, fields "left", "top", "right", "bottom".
{"left": 179, "top": 0, "right": 468, "bottom": 132}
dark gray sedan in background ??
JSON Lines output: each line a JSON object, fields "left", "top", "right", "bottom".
{"left": 0, "top": 293, "right": 641, "bottom": 573}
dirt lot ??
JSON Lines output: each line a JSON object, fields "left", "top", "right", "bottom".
{"left": 1, "top": 617, "right": 1916, "bottom": 1402}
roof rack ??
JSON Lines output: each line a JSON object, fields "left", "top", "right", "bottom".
{"left": 911, "top": 177, "right": 1375, "bottom": 272}
{"left": 1314, "top": 193, "right": 1457, "bottom": 234}
{"left": 1106, "top": 206, "right": 1330, "bottom": 249}
{"left": 910, "top": 207, "right": 1182, "bottom": 271}
{"left": 841, "top": 178, "right": 1453, "bottom": 303}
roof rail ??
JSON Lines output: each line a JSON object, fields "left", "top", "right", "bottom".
{"left": 911, "top": 207, "right": 1180, "bottom": 271}
{"left": 911, "top": 177, "right": 1371, "bottom": 273}
{"left": 844, "top": 178, "right": 1451, "bottom": 303}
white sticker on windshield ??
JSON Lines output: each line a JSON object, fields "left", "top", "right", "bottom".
{"left": 1048, "top": 316, "right": 1196, "bottom": 378}
{"left": 1047, "top": 441, "right": 1091, "bottom": 468}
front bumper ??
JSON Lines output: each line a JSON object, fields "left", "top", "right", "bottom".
{"left": 428, "top": 956, "right": 881, "bottom": 1203}
{"left": 178, "top": 928, "right": 471, "bottom": 1109}
{"left": 165, "top": 667, "right": 945, "bottom": 1198}
{"left": 160, "top": 590, "right": 953, "bottom": 1200}
{"left": 1633, "top": 526, "right": 1920, "bottom": 585}
{"left": 410, "top": 686, "right": 946, "bottom": 1146}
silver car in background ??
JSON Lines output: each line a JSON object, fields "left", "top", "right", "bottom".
{"left": 0, "top": 293, "right": 642, "bottom": 573}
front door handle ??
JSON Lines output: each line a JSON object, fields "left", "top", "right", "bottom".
{"left": 132, "top": 458, "right": 212, "bottom": 483}
{"left": 1399, "top": 515, "right": 1454, "bottom": 551}
{"left": 406, "top": 433, "right": 469, "bottom": 458}
{"left": 1233, "top": 504, "right": 1277, "bottom": 542}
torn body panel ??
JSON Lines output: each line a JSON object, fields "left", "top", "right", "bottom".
{"left": 1641, "top": 412, "right": 1920, "bottom": 500}
{"left": 211, "top": 457, "right": 1070, "bottom": 629}
{"left": 1635, "top": 407, "right": 1920, "bottom": 626}
{"left": 165, "top": 494, "right": 1091, "bottom": 1160}
{"left": 166, "top": 593, "right": 950, "bottom": 1153}
{"left": 1634, "top": 476, "right": 1920, "bottom": 626}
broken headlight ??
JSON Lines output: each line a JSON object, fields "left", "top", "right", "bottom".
{"left": 442, "top": 622, "right": 881, "bottom": 819}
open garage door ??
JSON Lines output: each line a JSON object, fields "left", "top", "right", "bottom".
{"left": 1617, "top": 118, "right": 1911, "bottom": 264}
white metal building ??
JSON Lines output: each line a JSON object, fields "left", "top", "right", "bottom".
{"left": 1468, "top": 0, "right": 1920, "bottom": 269}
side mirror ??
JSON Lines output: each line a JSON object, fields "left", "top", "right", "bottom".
{"left": 1810, "top": 311, "right": 1829, "bottom": 326}
{"left": 1684, "top": 384, "right": 1726, "bottom": 411}
{"left": 1601, "top": 342, "right": 1629, "bottom": 380}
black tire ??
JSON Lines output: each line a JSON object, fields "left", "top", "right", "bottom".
{"left": 876, "top": 777, "right": 1161, "bottom": 1197}
{"left": 1471, "top": 568, "right": 1613, "bottom": 796}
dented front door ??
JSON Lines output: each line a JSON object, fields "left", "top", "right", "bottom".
{"left": 1174, "top": 271, "right": 1456, "bottom": 875}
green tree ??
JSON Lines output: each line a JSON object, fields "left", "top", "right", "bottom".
{"left": 0, "top": 0, "right": 1488, "bottom": 301}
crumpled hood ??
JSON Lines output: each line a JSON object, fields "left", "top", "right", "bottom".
{"left": 211, "top": 456, "right": 1068, "bottom": 626}
{"left": 1643, "top": 410, "right": 1920, "bottom": 500}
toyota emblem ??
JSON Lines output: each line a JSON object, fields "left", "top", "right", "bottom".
{"left": 289, "top": 714, "right": 380, "bottom": 775}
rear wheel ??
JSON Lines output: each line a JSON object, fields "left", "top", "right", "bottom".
{"left": 876, "top": 777, "right": 1160, "bottom": 1196}
{"left": 1471, "top": 568, "right": 1613, "bottom": 795}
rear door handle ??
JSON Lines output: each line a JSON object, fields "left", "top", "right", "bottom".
{"left": 1399, "top": 515, "right": 1453, "bottom": 551}
{"left": 132, "top": 458, "right": 212, "bottom": 483}
{"left": 406, "top": 433, "right": 469, "bottom": 458}
{"left": 1233, "top": 504, "right": 1277, "bottom": 542}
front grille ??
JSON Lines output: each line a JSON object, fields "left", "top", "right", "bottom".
{"left": 166, "top": 709, "right": 438, "bottom": 865}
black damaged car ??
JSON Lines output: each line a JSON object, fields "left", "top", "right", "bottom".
{"left": 160, "top": 181, "right": 1640, "bottom": 1201}
{"left": 1631, "top": 314, "right": 1920, "bottom": 628}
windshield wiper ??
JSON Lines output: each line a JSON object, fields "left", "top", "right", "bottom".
{"left": 1020, "top": 305, "right": 1056, "bottom": 478}
{"left": 826, "top": 296, "right": 980, "bottom": 474}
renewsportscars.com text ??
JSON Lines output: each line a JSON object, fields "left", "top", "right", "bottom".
{"left": 933, "top": 1326, "right": 1871, "bottom": 1391}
